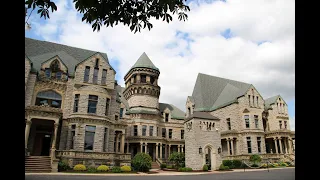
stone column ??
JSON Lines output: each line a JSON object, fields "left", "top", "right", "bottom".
{"left": 115, "top": 133, "right": 119, "bottom": 153}
{"left": 145, "top": 143, "right": 148, "bottom": 153}
{"left": 283, "top": 138, "right": 288, "bottom": 154}
{"left": 160, "top": 143, "right": 163, "bottom": 159}
{"left": 25, "top": 119, "right": 32, "bottom": 148}
{"left": 236, "top": 139, "right": 240, "bottom": 155}
{"left": 273, "top": 137, "right": 278, "bottom": 154}
{"left": 168, "top": 144, "right": 171, "bottom": 156}
{"left": 178, "top": 145, "right": 180, "bottom": 152}
{"left": 278, "top": 138, "right": 283, "bottom": 154}
{"left": 156, "top": 144, "right": 159, "bottom": 159}
{"left": 230, "top": 138, "right": 234, "bottom": 155}
{"left": 227, "top": 139, "right": 230, "bottom": 155}
{"left": 120, "top": 133, "right": 125, "bottom": 153}
{"left": 136, "top": 74, "right": 141, "bottom": 83}
{"left": 126, "top": 140, "right": 129, "bottom": 153}
{"left": 182, "top": 145, "right": 184, "bottom": 153}
{"left": 50, "top": 122, "right": 59, "bottom": 160}
{"left": 164, "top": 144, "right": 167, "bottom": 159}
{"left": 288, "top": 138, "right": 292, "bottom": 154}
{"left": 140, "top": 142, "right": 143, "bottom": 153}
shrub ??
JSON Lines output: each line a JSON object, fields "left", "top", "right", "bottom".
{"left": 219, "top": 164, "right": 230, "bottom": 170}
{"left": 222, "top": 160, "right": 233, "bottom": 167}
{"left": 178, "top": 167, "right": 185, "bottom": 172}
{"left": 233, "top": 160, "right": 242, "bottom": 168}
{"left": 73, "top": 164, "right": 86, "bottom": 171}
{"left": 166, "top": 165, "right": 173, "bottom": 169}
{"left": 121, "top": 166, "right": 132, "bottom": 172}
{"left": 273, "top": 163, "right": 279, "bottom": 167}
{"left": 251, "top": 164, "right": 259, "bottom": 167}
{"left": 285, "top": 162, "right": 292, "bottom": 166}
{"left": 203, "top": 164, "right": 208, "bottom": 171}
{"left": 185, "top": 167, "right": 192, "bottom": 171}
{"left": 280, "top": 162, "right": 288, "bottom": 167}
{"left": 160, "top": 163, "right": 167, "bottom": 169}
{"left": 87, "top": 167, "right": 97, "bottom": 173}
{"left": 168, "top": 152, "right": 185, "bottom": 169}
{"left": 58, "top": 160, "right": 70, "bottom": 172}
{"left": 249, "top": 154, "right": 262, "bottom": 165}
{"left": 240, "top": 163, "right": 248, "bottom": 168}
{"left": 261, "top": 164, "right": 267, "bottom": 168}
{"left": 131, "top": 153, "right": 152, "bottom": 172}
{"left": 97, "top": 165, "right": 109, "bottom": 172}
{"left": 111, "top": 166, "right": 122, "bottom": 173}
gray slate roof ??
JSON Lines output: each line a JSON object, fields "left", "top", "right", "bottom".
{"left": 264, "top": 95, "right": 286, "bottom": 110}
{"left": 159, "top": 103, "right": 185, "bottom": 120}
{"left": 125, "top": 52, "right": 159, "bottom": 77}
{"left": 191, "top": 73, "right": 252, "bottom": 111}
{"left": 185, "top": 111, "right": 220, "bottom": 121}
{"left": 25, "top": 37, "right": 113, "bottom": 75}
{"left": 115, "top": 85, "right": 129, "bottom": 110}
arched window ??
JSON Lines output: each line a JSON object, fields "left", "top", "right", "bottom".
{"left": 35, "top": 90, "right": 62, "bottom": 108}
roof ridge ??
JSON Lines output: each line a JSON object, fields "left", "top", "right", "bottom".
{"left": 198, "top": 72, "right": 251, "bottom": 85}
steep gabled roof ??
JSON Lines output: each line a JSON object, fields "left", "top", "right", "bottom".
{"left": 25, "top": 37, "right": 113, "bottom": 75}
{"left": 115, "top": 85, "right": 129, "bottom": 110}
{"left": 191, "top": 73, "right": 252, "bottom": 111}
{"left": 125, "top": 52, "right": 159, "bottom": 77}
{"left": 264, "top": 95, "right": 287, "bottom": 110}
{"left": 159, "top": 103, "right": 185, "bottom": 120}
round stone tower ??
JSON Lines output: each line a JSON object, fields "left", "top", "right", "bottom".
{"left": 123, "top": 52, "right": 161, "bottom": 114}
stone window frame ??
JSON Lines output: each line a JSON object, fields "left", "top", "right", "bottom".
{"left": 133, "top": 125, "right": 138, "bottom": 136}
{"left": 226, "top": 118, "right": 231, "bottom": 130}
{"left": 246, "top": 137, "right": 252, "bottom": 154}
{"left": 181, "top": 129, "right": 184, "bottom": 139}
{"left": 248, "top": 95, "right": 251, "bottom": 106}
{"left": 149, "top": 126, "right": 154, "bottom": 136}
{"left": 84, "top": 125, "right": 96, "bottom": 151}
{"left": 103, "top": 127, "right": 109, "bottom": 152}
{"left": 105, "top": 98, "right": 110, "bottom": 115}
{"left": 244, "top": 115, "right": 250, "bottom": 128}
{"left": 257, "top": 137, "right": 261, "bottom": 153}
{"left": 69, "top": 124, "right": 76, "bottom": 150}
{"left": 73, "top": 94, "right": 80, "bottom": 113}
{"left": 87, "top": 95, "right": 98, "bottom": 114}
{"left": 165, "top": 113, "right": 169, "bottom": 122}
{"left": 101, "top": 69, "right": 107, "bottom": 85}
{"left": 84, "top": 66, "right": 90, "bottom": 82}
{"left": 168, "top": 129, "right": 172, "bottom": 139}
{"left": 93, "top": 68, "right": 99, "bottom": 84}
{"left": 142, "top": 125, "right": 147, "bottom": 136}
{"left": 284, "top": 121, "right": 287, "bottom": 129}
{"left": 254, "top": 115, "right": 259, "bottom": 129}
{"left": 162, "top": 128, "right": 166, "bottom": 138}
{"left": 279, "top": 120, "right": 282, "bottom": 129}
{"left": 120, "top": 108, "right": 124, "bottom": 118}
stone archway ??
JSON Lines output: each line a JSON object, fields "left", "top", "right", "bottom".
{"left": 202, "top": 143, "right": 217, "bottom": 170}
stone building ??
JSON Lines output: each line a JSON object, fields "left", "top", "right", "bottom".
{"left": 25, "top": 38, "right": 294, "bottom": 172}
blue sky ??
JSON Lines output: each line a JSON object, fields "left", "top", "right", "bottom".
{"left": 25, "top": 0, "right": 295, "bottom": 129}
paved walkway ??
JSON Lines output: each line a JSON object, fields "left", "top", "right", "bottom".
{"left": 25, "top": 167, "right": 294, "bottom": 176}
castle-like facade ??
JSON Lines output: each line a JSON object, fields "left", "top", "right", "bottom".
{"left": 25, "top": 38, "right": 294, "bottom": 172}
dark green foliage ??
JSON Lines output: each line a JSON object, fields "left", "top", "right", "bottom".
{"left": 222, "top": 160, "right": 233, "bottom": 168}
{"left": 251, "top": 164, "right": 259, "bottom": 167}
{"left": 160, "top": 163, "right": 167, "bottom": 169}
{"left": 232, "top": 160, "right": 242, "bottom": 168}
{"left": 219, "top": 164, "right": 230, "bottom": 170}
{"left": 203, "top": 164, "right": 208, "bottom": 171}
{"left": 249, "top": 154, "right": 262, "bottom": 165}
{"left": 87, "top": 167, "right": 98, "bottom": 173}
{"left": 168, "top": 152, "right": 185, "bottom": 169}
{"left": 58, "top": 160, "right": 70, "bottom": 172}
{"left": 111, "top": 166, "right": 122, "bottom": 173}
{"left": 178, "top": 167, "right": 192, "bottom": 172}
{"left": 131, "top": 153, "right": 152, "bottom": 172}
{"left": 25, "top": 0, "right": 190, "bottom": 33}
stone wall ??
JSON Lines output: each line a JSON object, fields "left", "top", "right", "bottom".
{"left": 25, "top": 58, "right": 31, "bottom": 86}
{"left": 25, "top": 74, "right": 37, "bottom": 107}
{"left": 267, "top": 97, "right": 290, "bottom": 131}
{"left": 127, "top": 95, "right": 159, "bottom": 109}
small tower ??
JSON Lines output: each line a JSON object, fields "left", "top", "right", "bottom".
{"left": 123, "top": 52, "right": 161, "bottom": 114}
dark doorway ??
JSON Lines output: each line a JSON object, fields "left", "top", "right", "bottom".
{"left": 33, "top": 133, "right": 51, "bottom": 156}
{"left": 133, "top": 146, "right": 138, "bottom": 158}
{"left": 148, "top": 145, "right": 154, "bottom": 161}
{"left": 41, "top": 134, "right": 51, "bottom": 156}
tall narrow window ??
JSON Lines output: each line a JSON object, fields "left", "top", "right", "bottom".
{"left": 103, "top": 128, "right": 108, "bottom": 152}
{"left": 141, "top": 75, "right": 146, "bottom": 83}
{"left": 105, "top": 98, "right": 110, "bottom": 115}
{"left": 169, "top": 129, "right": 172, "bottom": 139}
{"left": 247, "top": 137, "right": 252, "bottom": 153}
{"left": 73, "top": 94, "right": 80, "bottom": 112}
{"left": 181, "top": 130, "right": 184, "bottom": 139}
{"left": 70, "top": 124, "right": 76, "bottom": 149}
{"left": 252, "top": 96, "right": 255, "bottom": 107}
{"left": 284, "top": 121, "right": 287, "bottom": 129}
{"left": 188, "top": 107, "right": 191, "bottom": 116}
{"left": 279, "top": 121, "right": 282, "bottom": 129}
{"left": 165, "top": 113, "right": 169, "bottom": 122}
{"left": 257, "top": 137, "right": 261, "bottom": 153}
{"left": 149, "top": 126, "right": 154, "bottom": 136}
{"left": 162, "top": 128, "right": 166, "bottom": 138}
{"left": 227, "top": 118, "right": 231, "bottom": 130}
{"left": 101, "top": 69, "right": 107, "bottom": 84}
{"left": 142, "top": 125, "right": 147, "bottom": 136}
{"left": 133, "top": 125, "right": 138, "bottom": 136}
{"left": 254, "top": 115, "right": 259, "bottom": 128}
{"left": 88, "top": 95, "right": 98, "bottom": 113}
{"left": 84, "top": 126, "right": 96, "bottom": 150}
{"left": 45, "top": 69, "right": 51, "bottom": 78}
{"left": 95, "top": 58, "right": 99, "bottom": 68}
{"left": 244, "top": 115, "right": 250, "bottom": 128}
{"left": 93, "top": 68, "right": 99, "bottom": 84}
{"left": 256, "top": 96, "right": 259, "bottom": 107}
{"left": 84, "top": 66, "right": 90, "bottom": 82}
{"left": 248, "top": 95, "right": 251, "bottom": 106}
{"left": 120, "top": 108, "right": 124, "bottom": 118}
{"left": 56, "top": 72, "right": 62, "bottom": 79}
{"left": 157, "top": 127, "right": 159, "bottom": 136}
{"left": 115, "top": 115, "right": 118, "bottom": 121}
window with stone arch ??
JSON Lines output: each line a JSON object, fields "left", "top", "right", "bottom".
{"left": 45, "top": 59, "right": 64, "bottom": 79}
{"left": 35, "top": 90, "right": 62, "bottom": 108}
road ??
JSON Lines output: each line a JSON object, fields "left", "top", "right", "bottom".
{"left": 25, "top": 168, "right": 294, "bottom": 180}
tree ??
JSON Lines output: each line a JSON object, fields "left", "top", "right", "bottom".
{"left": 131, "top": 153, "right": 152, "bottom": 172}
{"left": 168, "top": 152, "right": 185, "bottom": 169}
{"left": 25, "top": 0, "right": 190, "bottom": 33}
{"left": 249, "top": 154, "right": 262, "bottom": 165}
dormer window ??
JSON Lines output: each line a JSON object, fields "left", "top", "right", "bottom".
{"left": 95, "top": 58, "right": 99, "bottom": 68}
{"left": 50, "top": 60, "right": 60, "bottom": 72}
{"left": 188, "top": 107, "right": 191, "bottom": 116}
{"left": 165, "top": 113, "right": 169, "bottom": 122}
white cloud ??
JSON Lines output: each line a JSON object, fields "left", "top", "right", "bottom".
{"left": 28, "top": 0, "right": 295, "bottom": 126}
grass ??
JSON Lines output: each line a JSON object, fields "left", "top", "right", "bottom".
{"left": 63, "top": 170, "right": 137, "bottom": 174}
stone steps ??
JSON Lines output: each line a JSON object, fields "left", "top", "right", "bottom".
{"left": 151, "top": 162, "right": 160, "bottom": 169}
{"left": 25, "top": 156, "right": 51, "bottom": 173}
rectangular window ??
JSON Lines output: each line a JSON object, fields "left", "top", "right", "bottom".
{"left": 284, "top": 121, "right": 287, "bottom": 129}
{"left": 56, "top": 72, "right": 62, "bottom": 79}
{"left": 247, "top": 137, "right": 252, "bottom": 153}
{"left": 103, "top": 128, "right": 108, "bottom": 152}
{"left": 45, "top": 69, "right": 51, "bottom": 78}
{"left": 115, "top": 115, "right": 118, "bottom": 121}
{"left": 256, "top": 96, "right": 259, "bottom": 107}
{"left": 257, "top": 137, "right": 261, "bottom": 153}
{"left": 227, "top": 118, "right": 231, "bottom": 130}
{"left": 254, "top": 115, "right": 259, "bottom": 128}
{"left": 248, "top": 95, "right": 251, "bottom": 106}
{"left": 252, "top": 96, "right": 255, "bottom": 107}
{"left": 95, "top": 58, "right": 99, "bottom": 68}
{"left": 70, "top": 124, "right": 76, "bottom": 149}
{"left": 169, "top": 129, "right": 172, "bottom": 139}
{"left": 244, "top": 115, "right": 250, "bottom": 128}
{"left": 133, "top": 125, "right": 138, "bottom": 136}
{"left": 142, "top": 125, "right": 147, "bottom": 136}
{"left": 162, "top": 128, "right": 166, "bottom": 138}
{"left": 149, "top": 126, "right": 154, "bottom": 136}
{"left": 73, "top": 94, "right": 80, "bottom": 112}
{"left": 93, "top": 68, "right": 99, "bottom": 84}
{"left": 84, "top": 126, "right": 96, "bottom": 150}
{"left": 141, "top": 75, "right": 146, "bottom": 83}
{"left": 181, "top": 130, "right": 184, "bottom": 139}
{"left": 188, "top": 107, "right": 191, "bottom": 116}
{"left": 165, "top": 113, "right": 169, "bottom": 122}
{"left": 84, "top": 66, "right": 90, "bottom": 82}
{"left": 120, "top": 108, "right": 124, "bottom": 118}
{"left": 101, "top": 69, "right": 107, "bottom": 84}
{"left": 87, "top": 95, "right": 98, "bottom": 113}
{"left": 105, "top": 98, "right": 110, "bottom": 115}
{"left": 157, "top": 127, "right": 159, "bottom": 136}
{"left": 279, "top": 121, "right": 282, "bottom": 129}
